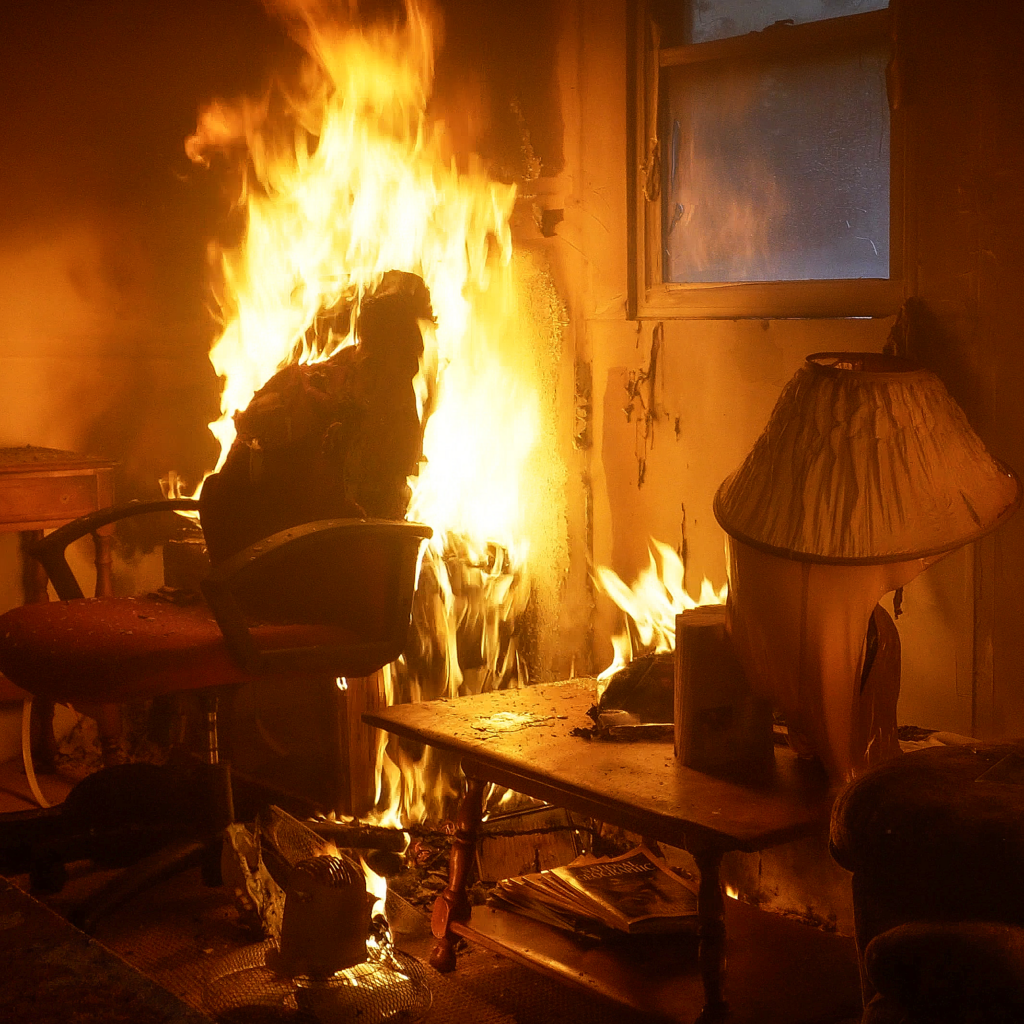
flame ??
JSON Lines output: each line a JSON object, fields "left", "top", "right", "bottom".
{"left": 185, "top": 0, "right": 523, "bottom": 483}
{"left": 594, "top": 538, "right": 727, "bottom": 685}
{"left": 362, "top": 855, "right": 388, "bottom": 922}
{"left": 725, "top": 884, "right": 739, "bottom": 900}
{"left": 179, "top": 0, "right": 566, "bottom": 828}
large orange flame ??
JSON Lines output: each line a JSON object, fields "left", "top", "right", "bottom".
{"left": 181, "top": 0, "right": 566, "bottom": 826}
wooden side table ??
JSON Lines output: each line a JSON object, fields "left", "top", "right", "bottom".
{"left": 0, "top": 447, "right": 116, "bottom": 782}
{"left": 366, "top": 680, "right": 860, "bottom": 1024}
{"left": 0, "top": 446, "right": 116, "bottom": 605}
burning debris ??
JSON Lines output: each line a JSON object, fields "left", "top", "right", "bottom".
{"left": 199, "top": 271, "right": 430, "bottom": 564}
{"left": 594, "top": 653, "right": 675, "bottom": 724}
{"left": 593, "top": 538, "right": 726, "bottom": 685}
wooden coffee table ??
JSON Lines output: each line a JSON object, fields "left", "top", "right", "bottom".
{"left": 365, "top": 679, "right": 860, "bottom": 1024}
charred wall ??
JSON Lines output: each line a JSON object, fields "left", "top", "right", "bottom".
{"left": 567, "top": 0, "right": 1024, "bottom": 743}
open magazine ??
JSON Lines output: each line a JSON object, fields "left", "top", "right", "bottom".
{"left": 488, "top": 846, "right": 699, "bottom": 939}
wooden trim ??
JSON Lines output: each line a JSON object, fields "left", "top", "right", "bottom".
{"left": 637, "top": 278, "right": 903, "bottom": 321}
{"left": 892, "top": 0, "right": 916, "bottom": 305}
{"left": 625, "top": 0, "right": 640, "bottom": 319}
{"left": 659, "top": 7, "right": 891, "bottom": 69}
{"left": 632, "top": 2, "right": 903, "bottom": 321}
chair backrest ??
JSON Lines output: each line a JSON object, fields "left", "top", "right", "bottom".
{"left": 201, "top": 518, "right": 432, "bottom": 678}
{"left": 28, "top": 501, "right": 431, "bottom": 680}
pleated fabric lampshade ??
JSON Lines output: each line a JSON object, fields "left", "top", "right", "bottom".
{"left": 714, "top": 352, "right": 1021, "bottom": 565}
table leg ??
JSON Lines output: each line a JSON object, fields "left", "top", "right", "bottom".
{"left": 693, "top": 846, "right": 729, "bottom": 1023}
{"left": 19, "top": 530, "right": 49, "bottom": 604}
{"left": 430, "top": 773, "right": 486, "bottom": 973}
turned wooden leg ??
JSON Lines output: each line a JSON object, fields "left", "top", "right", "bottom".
{"left": 29, "top": 699, "right": 59, "bottom": 772}
{"left": 20, "top": 529, "right": 49, "bottom": 604}
{"left": 430, "top": 773, "right": 486, "bottom": 972}
{"left": 20, "top": 530, "right": 58, "bottom": 770}
{"left": 693, "top": 845, "right": 729, "bottom": 1023}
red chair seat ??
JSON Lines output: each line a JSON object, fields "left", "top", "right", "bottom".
{"left": 0, "top": 595, "right": 358, "bottom": 706}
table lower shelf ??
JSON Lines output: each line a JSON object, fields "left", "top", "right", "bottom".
{"left": 452, "top": 898, "right": 862, "bottom": 1024}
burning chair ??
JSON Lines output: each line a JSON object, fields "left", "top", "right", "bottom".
{"left": 0, "top": 496, "right": 429, "bottom": 931}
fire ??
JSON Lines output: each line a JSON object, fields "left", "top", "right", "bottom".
{"left": 184, "top": 0, "right": 521, "bottom": 481}
{"left": 181, "top": 0, "right": 565, "bottom": 826}
{"left": 362, "top": 855, "right": 388, "bottom": 924}
{"left": 594, "top": 538, "right": 727, "bottom": 685}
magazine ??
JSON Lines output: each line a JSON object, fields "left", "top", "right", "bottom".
{"left": 488, "top": 846, "right": 699, "bottom": 938}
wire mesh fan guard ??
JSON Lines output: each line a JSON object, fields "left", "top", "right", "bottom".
{"left": 204, "top": 939, "right": 432, "bottom": 1024}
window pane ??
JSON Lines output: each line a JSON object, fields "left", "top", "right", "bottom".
{"left": 685, "top": 0, "right": 888, "bottom": 45}
{"left": 661, "top": 43, "right": 890, "bottom": 284}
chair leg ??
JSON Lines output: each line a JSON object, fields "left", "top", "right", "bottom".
{"left": 200, "top": 692, "right": 236, "bottom": 829}
{"left": 29, "top": 698, "right": 59, "bottom": 773}
{"left": 64, "top": 691, "right": 240, "bottom": 932}
{"left": 199, "top": 691, "right": 236, "bottom": 887}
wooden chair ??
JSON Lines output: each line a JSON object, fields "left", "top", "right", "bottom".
{"left": 0, "top": 498, "right": 430, "bottom": 930}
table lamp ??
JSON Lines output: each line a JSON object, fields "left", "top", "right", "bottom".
{"left": 714, "top": 352, "right": 1021, "bottom": 783}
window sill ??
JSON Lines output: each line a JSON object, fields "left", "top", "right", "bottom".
{"left": 633, "top": 277, "right": 903, "bottom": 320}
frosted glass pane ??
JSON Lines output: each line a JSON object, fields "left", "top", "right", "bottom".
{"left": 686, "top": 0, "right": 888, "bottom": 44}
{"left": 662, "top": 43, "right": 890, "bottom": 283}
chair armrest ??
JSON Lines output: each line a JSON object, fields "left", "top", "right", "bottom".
{"left": 200, "top": 518, "right": 432, "bottom": 677}
{"left": 29, "top": 498, "right": 202, "bottom": 600}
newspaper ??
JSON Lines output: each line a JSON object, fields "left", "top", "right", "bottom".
{"left": 488, "top": 846, "right": 699, "bottom": 938}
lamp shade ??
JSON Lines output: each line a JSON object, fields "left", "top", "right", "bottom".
{"left": 714, "top": 352, "right": 1021, "bottom": 564}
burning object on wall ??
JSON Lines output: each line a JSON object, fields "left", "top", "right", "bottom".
{"left": 172, "top": 0, "right": 570, "bottom": 794}
{"left": 714, "top": 351, "right": 1021, "bottom": 783}
{"left": 199, "top": 270, "right": 430, "bottom": 565}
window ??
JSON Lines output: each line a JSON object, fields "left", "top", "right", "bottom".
{"left": 629, "top": 1, "right": 903, "bottom": 318}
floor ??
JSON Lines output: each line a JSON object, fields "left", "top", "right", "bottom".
{"left": 0, "top": 755, "right": 863, "bottom": 1024}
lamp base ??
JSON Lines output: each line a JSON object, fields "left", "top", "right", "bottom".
{"left": 726, "top": 540, "right": 909, "bottom": 785}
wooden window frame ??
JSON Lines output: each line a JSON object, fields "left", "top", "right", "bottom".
{"left": 627, "top": 5, "right": 906, "bottom": 320}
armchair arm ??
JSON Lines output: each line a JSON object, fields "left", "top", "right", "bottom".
{"left": 200, "top": 518, "right": 431, "bottom": 678}
{"left": 29, "top": 498, "right": 202, "bottom": 601}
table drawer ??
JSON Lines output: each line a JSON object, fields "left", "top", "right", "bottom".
{"left": 0, "top": 473, "right": 103, "bottom": 526}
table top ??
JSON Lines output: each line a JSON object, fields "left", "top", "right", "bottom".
{"left": 0, "top": 446, "right": 116, "bottom": 475}
{"left": 365, "top": 679, "right": 835, "bottom": 853}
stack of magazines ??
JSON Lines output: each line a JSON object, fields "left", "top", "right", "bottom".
{"left": 487, "top": 845, "right": 700, "bottom": 940}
